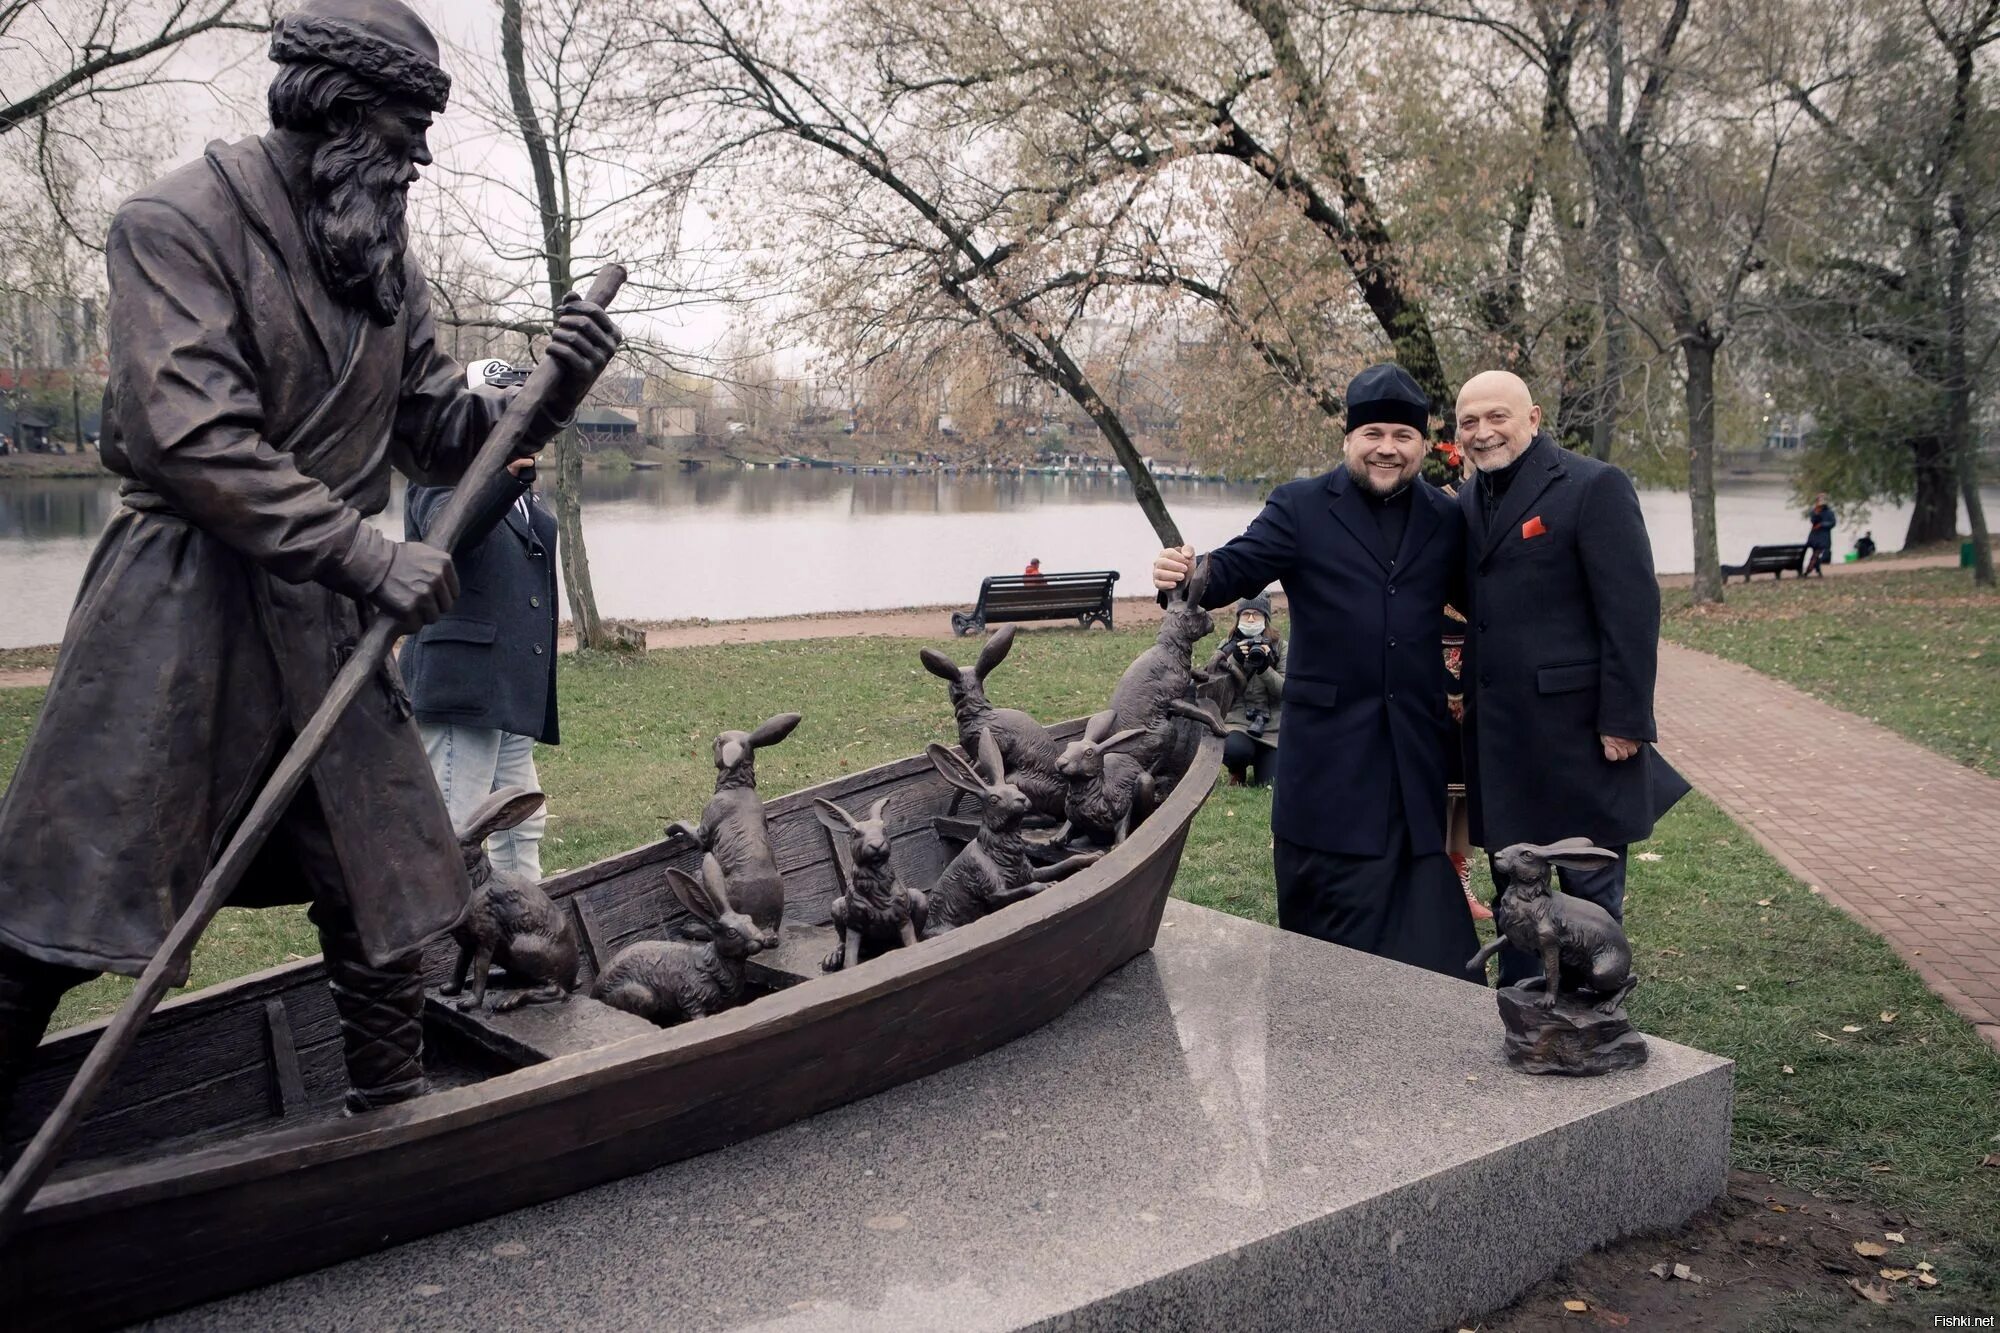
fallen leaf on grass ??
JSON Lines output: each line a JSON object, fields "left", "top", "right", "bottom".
{"left": 1562, "top": 1298, "right": 1588, "bottom": 1312}
{"left": 1880, "top": 1268, "right": 1912, "bottom": 1281}
{"left": 1879, "top": 1011, "right": 1897, "bottom": 1023}
{"left": 1756, "top": 898, "right": 1772, "bottom": 906}
{"left": 1841, "top": 1024, "right": 1863, "bottom": 1033}
{"left": 1781, "top": 1065, "right": 1795, "bottom": 1074}
{"left": 1980, "top": 1154, "right": 2000, "bottom": 1168}
{"left": 1769, "top": 1203, "right": 1789, "bottom": 1213}
{"left": 1846, "top": 1279, "right": 1892, "bottom": 1305}
{"left": 1735, "top": 984, "right": 1749, "bottom": 992}
{"left": 1635, "top": 852, "right": 1662, "bottom": 862}
{"left": 1853, "top": 1240, "right": 1888, "bottom": 1258}
{"left": 1918, "top": 1261, "right": 1934, "bottom": 1272}
{"left": 1916, "top": 1273, "right": 1939, "bottom": 1287}
{"left": 1885, "top": 1231, "right": 1905, "bottom": 1243}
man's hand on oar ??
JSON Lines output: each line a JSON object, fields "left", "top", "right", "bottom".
{"left": 529, "top": 289, "right": 624, "bottom": 445}
{"left": 369, "top": 543, "right": 459, "bottom": 629}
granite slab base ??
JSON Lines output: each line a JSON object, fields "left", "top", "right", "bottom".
{"left": 156, "top": 901, "right": 1733, "bottom": 1333}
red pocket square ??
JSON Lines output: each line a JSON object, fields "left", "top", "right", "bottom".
{"left": 1521, "top": 515, "right": 1548, "bottom": 539}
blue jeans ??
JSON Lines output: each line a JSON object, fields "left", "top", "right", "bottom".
{"left": 419, "top": 723, "right": 546, "bottom": 881}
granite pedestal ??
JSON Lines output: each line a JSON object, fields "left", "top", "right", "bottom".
{"left": 158, "top": 901, "right": 1733, "bottom": 1332}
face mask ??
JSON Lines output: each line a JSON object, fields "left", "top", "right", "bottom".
{"left": 1237, "top": 616, "right": 1266, "bottom": 638}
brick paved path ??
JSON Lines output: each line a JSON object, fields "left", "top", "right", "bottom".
{"left": 1656, "top": 642, "right": 2000, "bottom": 1054}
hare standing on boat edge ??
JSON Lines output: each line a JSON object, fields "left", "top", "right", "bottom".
{"left": 919, "top": 627, "right": 1066, "bottom": 821}
{"left": 1468, "top": 840, "right": 1638, "bottom": 1012}
{"left": 1053, "top": 709, "right": 1155, "bottom": 848}
{"left": 439, "top": 787, "right": 581, "bottom": 1013}
{"left": 593, "top": 851, "right": 777, "bottom": 1027}
{"left": 813, "top": 796, "right": 927, "bottom": 972}
{"left": 1109, "top": 556, "right": 1225, "bottom": 787}
{"left": 923, "top": 728, "right": 1102, "bottom": 938}
{"left": 666, "top": 712, "right": 802, "bottom": 937}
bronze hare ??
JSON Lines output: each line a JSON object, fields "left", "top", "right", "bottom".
{"left": 593, "top": 851, "right": 777, "bottom": 1027}
{"left": 439, "top": 787, "right": 580, "bottom": 1013}
{"left": 666, "top": 712, "right": 802, "bottom": 936}
{"left": 1469, "top": 840, "right": 1637, "bottom": 1012}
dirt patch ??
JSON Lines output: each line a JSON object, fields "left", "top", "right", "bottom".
{"left": 1465, "top": 1170, "right": 1972, "bottom": 1331}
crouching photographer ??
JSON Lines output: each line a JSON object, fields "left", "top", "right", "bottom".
{"left": 1219, "top": 594, "right": 1285, "bottom": 787}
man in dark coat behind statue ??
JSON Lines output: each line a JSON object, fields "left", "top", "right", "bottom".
{"left": 0, "top": 0, "right": 621, "bottom": 1125}
{"left": 1453, "top": 371, "right": 1689, "bottom": 986}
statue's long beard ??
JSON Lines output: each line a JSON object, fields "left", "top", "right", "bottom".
{"left": 304, "top": 126, "right": 411, "bottom": 327}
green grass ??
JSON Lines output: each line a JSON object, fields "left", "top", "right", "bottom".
{"left": 2, "top": 615, "right": 1997, "bottom": 1301}
{"left": 1662, "top": 568, "right": 2000, "bottom": 777}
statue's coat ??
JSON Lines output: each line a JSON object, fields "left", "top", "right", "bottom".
{"left": 0, "top": 134, "right": 503, "bottom": 979}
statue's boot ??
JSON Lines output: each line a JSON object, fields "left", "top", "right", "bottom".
{"left": 0, "top": 947, "right": 89, "bottom": 1155}
{"left": 313, "top": 909, "right": 429, "bottom": 1115}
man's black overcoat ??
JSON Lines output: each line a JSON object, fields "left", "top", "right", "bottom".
{"left": 1203, "top": 468, "right": 1465, "bottom": 858}
{"left": 1457, "top": 434, "right": 1689, "bottom": 849}
{"left": 400, "top": 480, "right": 560, "bottom": 744}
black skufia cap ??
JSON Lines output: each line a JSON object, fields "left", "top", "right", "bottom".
{"left": 1344, "top": 363, "right": 1430, "bottom": 435}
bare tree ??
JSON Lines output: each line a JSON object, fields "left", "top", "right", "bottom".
{"left": 436, "top": 0, "right": 701, "bottom": 646}
{"left": 0, "top": 0, "right": 267, "bottom": 137}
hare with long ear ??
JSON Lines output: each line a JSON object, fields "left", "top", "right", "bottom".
{"left": 593, "top": 852, "right": 776, "bottom": 1027}
{"left": 1109, "top": 556, "right": 1226, "bottom": 789}
{"left": 1053, "top": 709, "right": 1156, "bottom": 847}
{"left": 918, "top": 627, "right": 1066, "bottom": 820}
{"left": 439, "top": 787, "right": 581, "bottom": 1013}
{"left": 1468, "top": 840, "right": 1637, "bottom": 1012}
{"left": 664, "top": 711, "right": 802, "bottom": 935}
{"left": 923, "top": 727, "right": 1101, "bottom": 938}
{"left": 813, "top": 796, "right": 927, "bottom": 972}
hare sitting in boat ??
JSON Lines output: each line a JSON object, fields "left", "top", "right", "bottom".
{"left": 1052, "top": 709, "right": 1155, "bottom": 848}
{"left": 813, "top": 796, "right": 927, "bottom": 972}
{"left": 923, "top": 728, "right": 1102, "bottom": 938}
{"left": 1467, "top": 840, "right": 1638, "bottom": 1012}
{"left": 439, "top": 787, "right": 581, "bottom": 1013}
{"left": 593, "top": 852, "right": 777, "bottom": 1027}
{"left": 665, "top": 712, "right": 802, "bottom": 936}
{"left": 919, "top": 627, "right": 1066, "bottom": 821}
{"left": 1109, "top": 557, "right": 1225, "bottom": 787}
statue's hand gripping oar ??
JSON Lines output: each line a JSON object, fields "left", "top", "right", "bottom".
{"left": 0, "top": 265, "right": 629, "bottom": 1244}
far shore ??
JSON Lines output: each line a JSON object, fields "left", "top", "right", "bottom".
{"left": 0, "top": 549, "right": 1965, "bottom": 690}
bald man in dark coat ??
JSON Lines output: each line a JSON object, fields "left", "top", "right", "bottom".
{"left": 1454, "top": 371, "right": 1689, "bottom": 986}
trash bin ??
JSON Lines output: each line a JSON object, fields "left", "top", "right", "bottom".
{"left": 1965, "top": 540, "right": 1977, "bottom": 568}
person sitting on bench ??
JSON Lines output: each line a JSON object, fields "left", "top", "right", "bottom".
{"left": 1220, "top": 594, "right": 1284, "bottom": 787}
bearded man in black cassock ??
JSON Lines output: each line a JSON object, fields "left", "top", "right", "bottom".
{"left": 0, "top": 0, "right": 620, "bottom": 1127}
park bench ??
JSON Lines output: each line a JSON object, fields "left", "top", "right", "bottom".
{"left": 951, "top": 569, "right": 1120, "bottom": 636}
{"left": 1721, "top": 543, "right": 1812, "bottom": 582}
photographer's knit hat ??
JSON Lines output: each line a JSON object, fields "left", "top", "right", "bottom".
{"left": 1344, "top": 362, "right": 1431, "bottom": 435}
{"left": 269, "top": 0, "right": 451, "bottom": 112}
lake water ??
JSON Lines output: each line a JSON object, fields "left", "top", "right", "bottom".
{"left": 2, "top": 468, "right": 1991, "bottom": 649}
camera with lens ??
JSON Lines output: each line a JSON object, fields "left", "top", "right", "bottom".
{"left": 1237, "top": 638, "right": 1274, "bottom": 674}
{"left": 1244, "top": 707, "right": 1271, "bottom": 738}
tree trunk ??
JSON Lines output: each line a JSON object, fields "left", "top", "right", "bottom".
{"left": 502, "top": 0, "right": 605, "bottom": 646}
{"left": 1904, "top": 434, "right": 1959, "bottom": 548}
{"left": 1685, "top": 336, "right": 1724, "bottom": 605}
